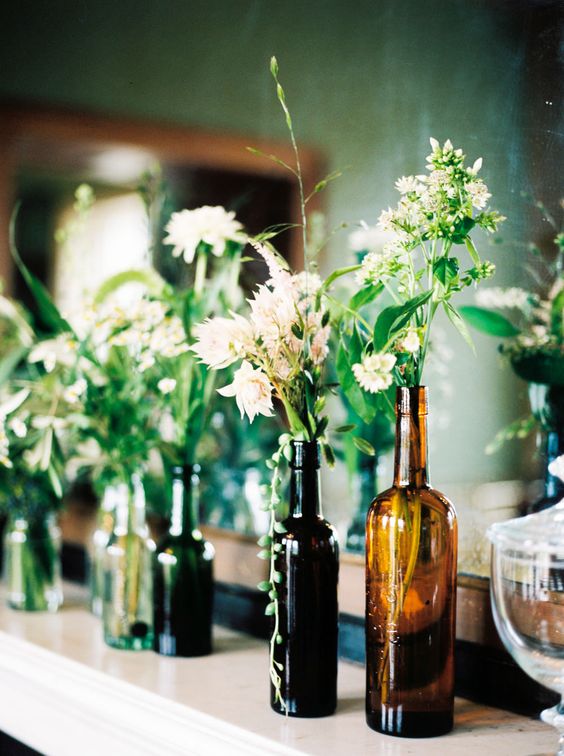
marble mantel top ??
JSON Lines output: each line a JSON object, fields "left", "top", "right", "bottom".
{"left": 0, "top": 583, "right": 555, "bottom": 756}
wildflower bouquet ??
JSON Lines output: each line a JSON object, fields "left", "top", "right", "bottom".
{"left": 461, "top": 226, "right": 564, "bottom": 387}
{"left": 339, "top": 138, "right": 504, "bottom": 411}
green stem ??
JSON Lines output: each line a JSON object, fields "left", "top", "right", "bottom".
{"left": 194, "top": 252, "right": 208, "bottom": 298}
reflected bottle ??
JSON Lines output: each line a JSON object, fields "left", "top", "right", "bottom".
{"left": 153, "top": 465, "right": 214, "bottom": 657}
{"left": 102, "top": 475, "right": 154, "bottom": 650}
{"left": 346, "top": 455, "right": 378, "bottom": 553}
{"left": 271, "top": 440, "right": 339, "bottom": 717}
{"left": 90, "top": 485, "right": 118, "bottom": 617}
{"left": 4, "top": 513, "right": 62, "bottom": 612}
{"left": 527, "top": 383, "right": 564, "bottom": 515}
{"left": 365, "top": 387, "right": 457, "bottom": 738}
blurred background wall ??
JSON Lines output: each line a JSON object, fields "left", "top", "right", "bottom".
{"left": 0, "top": 0, "right": 561, "bottom": 490}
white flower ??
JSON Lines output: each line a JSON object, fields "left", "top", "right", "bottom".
{"left": 352, "top": 352, "right": 397, "bottom": 394}
{"left": 217, "top": 361, "right": 274, "bottom": 422}
{"left": 398, "top": 329, "right": 420, "bottom": 354}
{"left": 395, "top": 176, "right": 423, "bottom": 195}
{"left": 164, "top": 206, "right": 246, "bottom": 264}
{"left": 31, "top": 416, "right": 67, "bottom": 431}
{"left": 139, "top": 353, "right": 156, "bottom": 372}
{"left": 377, "top": 207, "right": 396, "bottom": 232}
{"left": 548, "top": 455, "right": 564, "bottom": 483}
{"left": 28, "top": 334, "right": 77, "bottom": 373}
{"left": 192, "top": 313, "right": 254, "bottom": 369}
{"left": 248, "top": 282, "right": 297, "bottom": 349}
{"left": 8, "top": 417, "right": 27, "bottom": 438}
{"left": 63, "top": 378, "right": 87, "bottom": 405}
{"left": 157, "top": 378, "right": 177, "bottom": 394}
{"left": 475, "top": 287, "right": 529, "bottom": 310}
{"left": 349, "top": 222, "right": 386, "bottom": 254}
{"left": 467, "top": 157, "right": 483, "bottom": 176}
{"left": 465, "top": 181, "right": 491, "bottom": 210}
{"left": 356, "top": 245, "right": 405, "bottom": 285}
{"left": 0, "top": 420, "right": 11, "bottom": 468}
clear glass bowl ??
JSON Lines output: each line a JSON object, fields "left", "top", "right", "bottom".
{"left": 488, "top": 502, "right": 564, "bottom": 754}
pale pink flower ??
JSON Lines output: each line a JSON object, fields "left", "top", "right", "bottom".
{"left": 248, "top": 283, "right": 297, "bottom": 349}
{"left": 249, "top": 239, "right": 291, "bottom": 287}
{"left": 217, "top": 361, "right": 274, "bottom": 422}
{"left": 192, "top": 313, "right": 254, "bottom": 369}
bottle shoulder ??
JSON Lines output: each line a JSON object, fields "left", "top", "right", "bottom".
{"left": 369, "top": 484, "right": 457, "bottom": 520}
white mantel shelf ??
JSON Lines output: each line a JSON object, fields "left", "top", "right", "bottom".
{"left": 0, "top": 584, "right": 554, "bottom": 756}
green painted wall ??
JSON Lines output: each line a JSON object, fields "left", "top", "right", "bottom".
{"left": 0, "top": 0, "right": 557, "bottom": 486}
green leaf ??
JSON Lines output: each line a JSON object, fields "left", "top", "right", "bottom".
{"left": 273, "top": 521, "right": 287, "bottom": 534}
{"left": 257, "top": 535, "right": 272, "bottom": 547}
{"left": 257, "top": 549, "right": 271, "bottom": 560}
{"left": 334, "top": 423, "right": 356, "bottom": 433}
{"left": 257, "top": 580, "right": 271, "bottom": 592}
{"left": 373, "top": 290, "right": 433, "bottom": 350}
{"left": 349, "top": 283, "right": 383, "bottom": 311}
{"left": 443, "top": 302, "right": 475, "bottom": 353}
{"left": 10, "top": 210, "right": 72, "bottom": 335}
{"left": 551, "top": 287, "right": 564, "bottom": 339}
{"left": 322, "top": 443, "right": 336, "bottom": 467}
{"left": 265, "top": 602, "right": 276, "bottom": 616}
{"left": 465, "top": 236, "right": 481, "bottom": 264}
{"left": 433, "top": 257, "right": 459, "bottom": 287}
{"left": 245, "top": 147, "right": 297, "bottom": 177}
{"left": 94, "top": 268, "right": 167, "bottom": 304}
{"left": 353, "top": 436, "right": 376, "bottom": 456}
{"left": 458, "top": 305, "right": 520, "bottom": 337}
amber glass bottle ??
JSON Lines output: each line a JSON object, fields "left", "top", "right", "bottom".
{"left": 271, "top": 440, "right": 339, "bottom": 717}
{"left": 365, "top": 387, "right": 457, "bottom": 738}
{"left": 153, "top": 465, "right": 214, "bottom": 657}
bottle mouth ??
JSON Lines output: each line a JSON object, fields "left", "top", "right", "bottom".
{"left": 290, "top": 440, "right": 321, "bottom": 469}
{"left": 397, "top": 386, "right": 429, "bottom": 416}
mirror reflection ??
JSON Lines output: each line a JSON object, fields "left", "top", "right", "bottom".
{"left": 0, "top": 0, "right": 561, "bottom": 578}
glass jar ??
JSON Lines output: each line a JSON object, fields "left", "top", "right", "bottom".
{"left": 4, "top": 513, "right": 62, "bottom": 612}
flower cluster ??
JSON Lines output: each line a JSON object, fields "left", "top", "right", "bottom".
{"left": 164, "top": 205, "right": 246, "bottom": 263}
{"left": 193, "top": 242, "right": 330, "bottom": 435}
{"left": 339, "top": 139, "right": 503, "bottom": 402}
{"left": 352, "top": 353, "right": 396, "bottom": 394}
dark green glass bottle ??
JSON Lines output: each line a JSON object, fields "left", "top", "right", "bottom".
{"left": 153, "top": 465, "right": 214, "bottom": 657}
{"left": 271, "top": 440, "right": 339, "bottom": 717}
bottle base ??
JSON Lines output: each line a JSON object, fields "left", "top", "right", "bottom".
{"left": 154, "top": 633, "right": 212, "bottom": 657}
{"left": 366, "top": 709, "right": 453, "bottom": 738}
{"left": 104, "top": 633, "right": 153, "bottom": 651}
{"left": 271, "top": 700, "right": 337, "bottom": 718}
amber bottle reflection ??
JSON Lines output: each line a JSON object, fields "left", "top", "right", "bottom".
{"left": 365, "top": 387, "right": 457, "bottom": 738}
{"left": 271, "top": 440, "right": 339, "bottom": 717}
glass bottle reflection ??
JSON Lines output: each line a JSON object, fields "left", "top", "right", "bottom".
{"left": 102, "top": 475, "right": 154, "bottom": 650}
{"left": 365, "top": 387, "right": 457, "bottom": 738}
{"left": 153, "top": 465, "right": 214, "bottom": 657}
{"left": 271, "top": 440, "right": 339, "bottom": 717}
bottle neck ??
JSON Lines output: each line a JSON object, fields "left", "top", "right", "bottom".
{"left": 544, "top": 431, "right": 564, "bottom": 500}
{"left": 114, "top": 474, "right": 147, "bottom": 535}
{"left": 289, "top": 441, "right": 322, "bottom": 518}
{"left": 393, "top": 386, "right": 429, "bottom": 488}
{"left": 169, "top": 465, "right": 199, "bottom": 537}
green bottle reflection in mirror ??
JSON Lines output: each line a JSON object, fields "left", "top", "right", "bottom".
{"left": 102, "top": 475, "right": 154, "bottom": 650}
{"left": 365, "top": 387, "right": 457, "bottom": 738}
{"left": 153, "top": 465, "right": 214, "bottom": 657}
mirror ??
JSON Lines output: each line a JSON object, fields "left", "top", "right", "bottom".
{"left": 0, "top": 0, "right": 561, "bottom": 579}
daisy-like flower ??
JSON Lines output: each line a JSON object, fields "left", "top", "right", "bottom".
{"left": 192, "top": 313, "right": 255, "bottom": 369}
{"left": 348, "top": 222, "right": 385, "bottom": 254}
{"left": 465, "top": 181, "right": 491, "bottom": 210}
{"left": 217, "top": 361, "right": 274, "bottom": 422}
{"left": 8, "top": 417, "right": 27, "bottom": 439}
{"left": 164, "top": 206, "right": 246, "bottom": 264}
{"left": 475, "top": 287, "right": 530, "bottom": 310}
{"left": 398, "top": 329, "right": 420, "bottom": 354}
{"left": 63, "top": 378, "right": 87, "bottom": 405}
{"left": 157, "top": 378, "right": 177, "bottom": 394}
{"left": 352, "top": 352, "right": 397, "bottom": 394}
{"left": 28, "top": 334, "right": 77, "bottom": 373}
{"left": 0, "top": 420, "right": 11, "bottom": 468}
{"left": 395, "top": 176, "right": 423, "bottom": 195}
